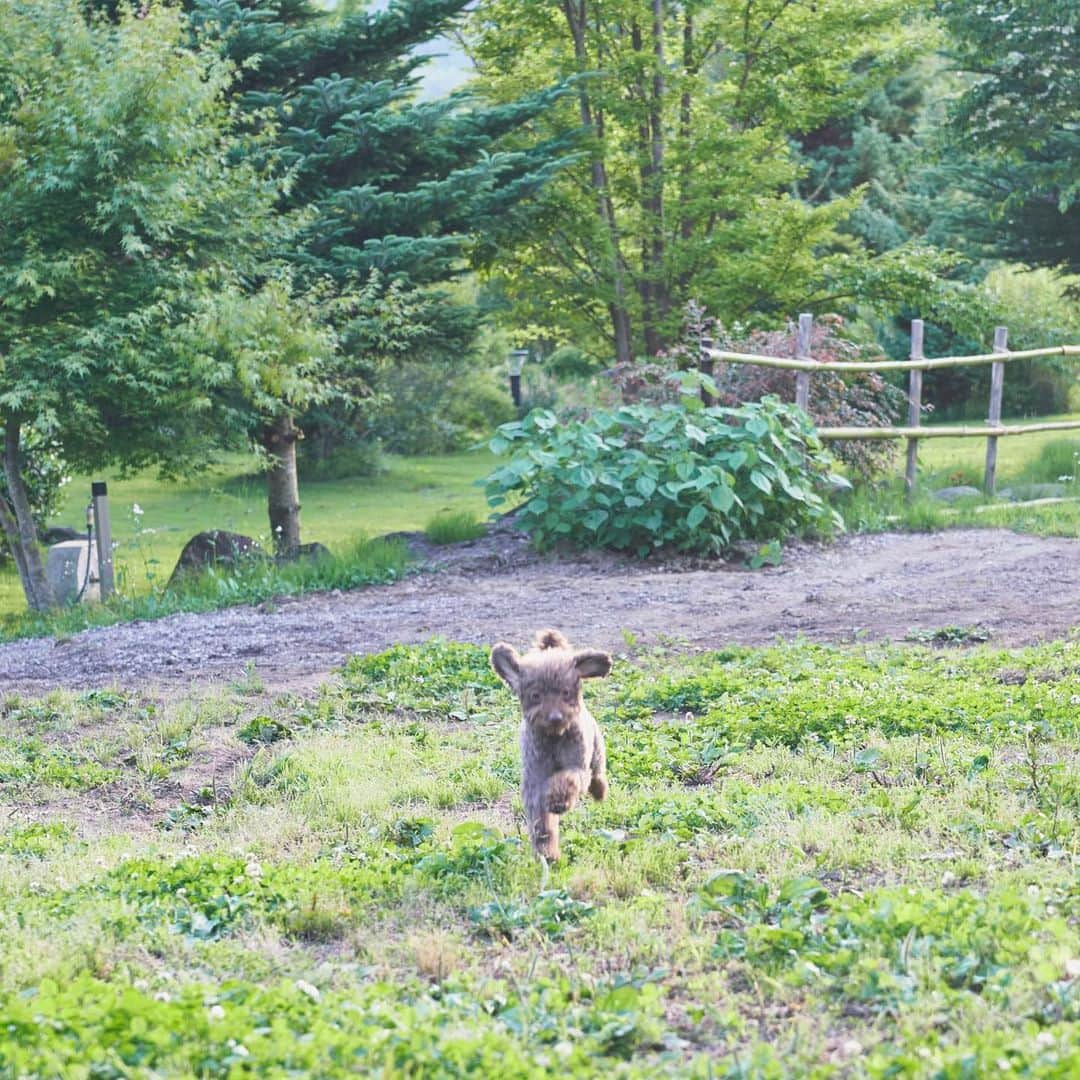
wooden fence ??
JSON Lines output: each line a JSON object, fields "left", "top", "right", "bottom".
{"left": 704, "top": 314, "right": 1080, "bottom": 494}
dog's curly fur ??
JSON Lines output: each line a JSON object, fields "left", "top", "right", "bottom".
{"left": 490, "top": 630, "right": 612, "bottom": 861}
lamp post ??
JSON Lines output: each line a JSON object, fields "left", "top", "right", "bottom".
{"left": 508, "top": 348, "right": 528, "bottom": 410}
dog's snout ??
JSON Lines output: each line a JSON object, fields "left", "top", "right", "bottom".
{"left": 547, "top": 709, "right": 564, "bottom": 726}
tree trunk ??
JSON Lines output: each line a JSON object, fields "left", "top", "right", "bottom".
{"left": 263, "top": 413, "right": 302, "bottom": 557}
{"left": 648, "top": 0, "right": 670, "bottom": 338}
{"left": 1, "top": 418, "right": 56, "bottom": 611}
{"left": 563, "top": 0, "right": 634, "bottom": 364}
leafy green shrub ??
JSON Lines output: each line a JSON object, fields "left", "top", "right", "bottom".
{"left": 424, "top": 509, "right": 486, "bottom": 545}
{"left": 486, "top": 396, "right": 843, "bottom": 556}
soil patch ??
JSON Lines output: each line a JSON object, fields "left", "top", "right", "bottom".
{"left": 1, "top": 527, "right": 1077, "bottom": 697}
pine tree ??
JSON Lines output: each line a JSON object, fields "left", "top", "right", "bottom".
{"left": 187, "top": 0, "right": 572, "bottom": 548}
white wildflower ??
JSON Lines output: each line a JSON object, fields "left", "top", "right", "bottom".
{"left": 295, "top": 979, "right": 321, "bottom": 1002}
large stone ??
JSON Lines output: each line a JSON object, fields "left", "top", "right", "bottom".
{"left": 274, "top": 541, "right": 332, "bottom": 565}
{"left": 931, "top": 485, "right": 982, "bottom": 504}
{"left": 168, "top": 531, "right": 265, "bottom": 586}
{"left": 40, "top": 525, "right": 83, "bottom": 545}
{"left": 46, "top": 539, "right": 100, "bottom": 604}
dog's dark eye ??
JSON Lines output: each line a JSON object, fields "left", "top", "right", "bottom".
{"left": 528, "top": 690, "right": 541, "bottom": 704}
{"left": 562, "top": 689, "right": 574, "bottom": 701}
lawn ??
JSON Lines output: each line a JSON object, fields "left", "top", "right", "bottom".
{"left": 0, "top": 451, "right": 498, "bottom": 617}
{"left": 913, "top": 413, "right": 1080, "bottom": 489}
{"left": 0, "top": 637, "right": 1076, "bottom": 1075}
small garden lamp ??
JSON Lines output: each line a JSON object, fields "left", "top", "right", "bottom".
{"left": 508, "top": 348, "right": 529, "bottom": 409}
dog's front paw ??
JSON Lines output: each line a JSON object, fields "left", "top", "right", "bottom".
{"left": 545, "top": 772, "right": 578, "bottom": 815}
{"left": 588, "top": 775, "right": 609, "bottom": 801}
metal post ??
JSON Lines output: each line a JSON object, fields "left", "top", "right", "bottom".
{"left": 91, "top": 481, "right": 114, "bottom": 600}
{"left": 984, "top": 327, "right": 1007, "bottom": 494}
{"left": 905, "top": 319, "right": 924, "bottom": 495}
{"left": 508, "top": 349, "right": 528, "bottom": 411}
{"left": 795, "top": 313, "right": 812, "bottom": 411}
{"left": 699, "top": 334, "right": 714, "bottom": 405}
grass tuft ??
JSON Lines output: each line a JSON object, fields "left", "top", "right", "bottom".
{"left": 424, "top": 509, "right": 486, "bottom": 545}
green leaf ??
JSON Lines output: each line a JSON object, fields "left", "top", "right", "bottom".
{"left": 709, "top": 485, "right": 735, "bottom": 512}
{"left": 686, "top": 504, "right": 708, "bottom": 529}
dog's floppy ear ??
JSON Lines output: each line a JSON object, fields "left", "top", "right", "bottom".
{"left": 490, "top": 643, "right": 522, "bottom": 692}
{"left": 574, "top": 650, "right": 612, "bottom": 679}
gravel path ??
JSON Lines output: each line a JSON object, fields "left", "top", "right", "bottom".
{"left": 2, "top": 527, "right": 1077, "bottom": 697}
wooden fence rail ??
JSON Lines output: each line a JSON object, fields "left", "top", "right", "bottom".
{"left": 703, "top": 315, "right": 1080, "bottom": 494}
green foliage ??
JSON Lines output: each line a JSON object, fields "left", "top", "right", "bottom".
{"left": 1018, "top": 440, "right": 1080, "bottom": 485}
{"left": 935, "top": 0, "right": 1080, "bottom": 276}
{"left": 0, "top": 736, "right": 117, "bottom": 791}
{"left": 340, "top": 640, "right": 504, "bottom": 717}
{"left": 0, "top": 821, "right": 74, "bottom": 859}
{"left": 467, "top": 0, "right": 950, "bottom": 359}
{"left": 0, "top": 972, "right": 668, "bottom": 1078}
{"left": 415, "top": 823, "right": 522, "bottom": 896}
{"left": 0, "top": 0, "right": 277, "bottom": 607}
{"left": 486, "top": 397, "right": 843, "bottom": 555}
{"left": 425, "top": 509, "right": 486, "bottom": 545}
{"left": 189, "top": 0, "right": 569, "bottom": 461}
{"left": 470, "top": 889, "right": 594, "bottom": 941}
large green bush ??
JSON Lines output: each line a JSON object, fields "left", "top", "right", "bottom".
{"left": 486, "top": 396, "right": 843, "bottom": 556}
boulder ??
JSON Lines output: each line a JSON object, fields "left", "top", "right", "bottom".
{"left": 46, "top": 539, "right": 100, "bottom": 604}
{"left": 169, "top": 531, "right": 265, "bottom": 586}
{"left": 274, "top": 541, "right": 332, "bottom": 565}
{"left": 40, "top": 525, "right": 83, "bottom": 545}
{"left": 931, "top": 485, "right": 981, "bottom": 504}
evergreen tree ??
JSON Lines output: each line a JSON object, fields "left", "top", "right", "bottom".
{"left": 931, "top": 0, "right": 1080, "bottom": 276}
{"left": 187, "top": 0, "right": 572, "bottom": 544}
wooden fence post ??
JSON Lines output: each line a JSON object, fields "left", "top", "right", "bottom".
{"left": 795, "top": 313, "right": 812, "bottom": 411}
{"left": 983, "top": 326, "right": 1008, "bottom": 494}
{"left": 905, "top": 319, "right": 924, "bottom": 495}
{"left": 699, "top": 335, "right": 714, "bottom": 405}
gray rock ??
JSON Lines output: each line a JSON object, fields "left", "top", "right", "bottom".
{"left": 40, "top": 525, "right": 83, "bottom": 545}
{"left": 274, "top": 541, "right": 332, "bottom": 565}
{"left": 931, "top": 485, "right": 982, "bottom": 504}
{"left": 169, "top": 531, "right": 265, "bottom": 586}
{"left": 45, "top": 539, "right": 100, "bottom": 604}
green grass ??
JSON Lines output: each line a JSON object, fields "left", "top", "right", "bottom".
{"left": 424, "top": 508, "right": 486, "bottom": 545}
{"left": 0, "top": 637, "right": 1077, "bottom": 1076}
{"left": 0, "top": 536, "right": 409, "bottom": 643}
{"left": 844, "top": 420, "right": 1080, "bottom": 538}
{"left": 913, "top": 414, "right": 1080, "bottom": 488}
{"left": 1, "top": 450, "right": 496, "bottom": 618}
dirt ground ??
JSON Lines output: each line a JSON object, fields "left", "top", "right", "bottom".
{"left": 1, "top": 525, "right": 1078, "bottom": 698}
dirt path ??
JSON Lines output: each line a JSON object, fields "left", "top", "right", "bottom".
{"left": 1, "top": 527, "right": 1077, "bottom": 697}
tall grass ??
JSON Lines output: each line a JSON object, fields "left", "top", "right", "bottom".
{"left": 424, "top": 510, "right": 486, "bottom": 545}
{"left": 0, "top": 537, "right": 409, "bottom": 644}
